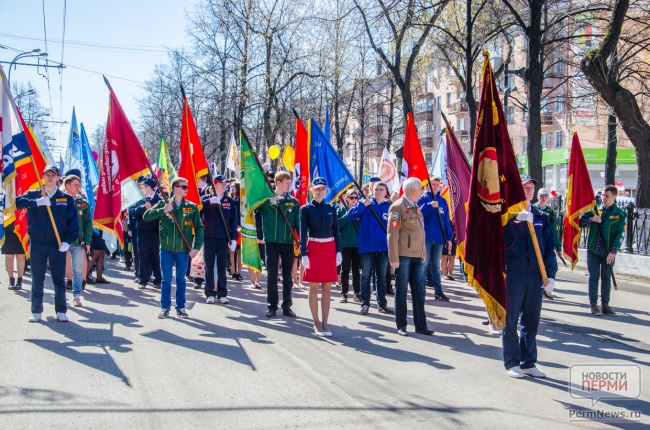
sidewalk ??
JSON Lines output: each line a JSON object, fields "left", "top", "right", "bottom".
{"left": 0, "top": 259, "right": 648, "bottom": 429}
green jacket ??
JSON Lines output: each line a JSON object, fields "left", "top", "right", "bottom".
{"left": 258, "top": 193, "right": 300, "bottom": 245}
{"left": 336, "top": 204, "right": 358, "bottom": 248}
{"left": 71, "top": 197, "right": 93, "bottom": 247}
{"left": 143, "top": 198, "right": 204, "bottom": 253}
{"left": 580, "top": 203, "right": 626, "bottom": 256}
{"left": 533, "top": 203, "right": 562, "bottom": 252}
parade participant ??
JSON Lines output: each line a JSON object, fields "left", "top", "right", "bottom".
{"left": 300, "top": 177, "right": 342, "bottom": 336}
{"left": 388, "top": 177, "right": 433, "bottom": 336}
{"left": 418, "top": 176, "right": 453, "bottom": 301}
{"left": 229, "top": 183, "right": 243, "bottom": 281}
{"left": 189, "top": 175, "right": 209, "bottom": 289}
{"left": 127, "top": 177, "right": 145, "bottom": 283}
{"left": 16, "top": 165, "right": 78, "bottom": 322}
{"left": 3, "top": 224, "right": 25, "bottom": 290}
{"left": 86, "top": 186, "right": 110, "bottom": 285}
{"left": 144, "top": 177, "right": 204, "bottom": 319}
{"left": 440, "top": 222, "right": 457, "bottom": 281}
{"left": 337, "top": 188, "right": 361, "bottom": 303}
{"left": 247, "top": 210, "right": 265, "bottom": 289}
{"left": 63, "top": 174, "right": 93, "bottom": 307}
{"left": 131, "top": 177, "right": 162, "bottom": 290}
{"left": 579, "top": 184, "right": 626, "bottom": 316}
{"left": 347, "top": 181, "right": 394, "bottom": 316}
{"left": 503, "top": 175, "right": 557, "bottom": 378}
{"left": 533, "top": 187, "right": 563, "bottom": 299}
{"left": 122, "top": 210, "right": 133, "bottom": 271}
{"left": 201, "top": 174, "right": 238, "bottom": 304}
{"left": 257, "top": 171, "right": 300, "bottom": 318}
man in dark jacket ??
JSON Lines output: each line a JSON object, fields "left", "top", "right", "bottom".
{"left": 131, "top": 177, "right": 162, "bottom": 289}
{"left": 17, "top": 165, "right": 78, "bottom": 323}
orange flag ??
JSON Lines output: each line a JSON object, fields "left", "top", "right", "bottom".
{"left": 400, "top": 112, "right": 429, "bottom": 192}
{"left": 464, "top": 52, "right": 527, "bottom": 330}
{"left": 563, "top": 132, "right": 596, "bottom": 268}
{"left": 292, "top": 117, "right": 309, "bottom": 206}
{"left": 178, "top": 90, "right": 209, "bottom": 209}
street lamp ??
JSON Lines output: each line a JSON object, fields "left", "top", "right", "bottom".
{"left": 8, "top": 49, "right": 48, "bottom": 83}
{"left": 14, "top": 88, "right": 35, "bottom": 102}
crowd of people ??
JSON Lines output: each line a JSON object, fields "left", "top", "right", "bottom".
{"left": 3, "top": 164, "right": 627, "bottom": 378}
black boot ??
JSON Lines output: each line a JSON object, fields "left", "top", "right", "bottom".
{"left": 66, "top": 279, "right": 73, "bottom": 290}
{"left": 8, "top": 277, "right": 16, "bottom": 290}
{"left": 82, "top": 280, "right": 86, "bottom": 290}
{"left": 15, "top": 277, "right": 22, "bottom": 290}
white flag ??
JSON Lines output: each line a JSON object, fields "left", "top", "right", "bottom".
{"left": 378, "top": 147, "right": 399, "bottom": 193}
{"left": 226, "top": 132, "right": 240, "bottom": 174}
{"left": 430, "top": 137, "right": 447, "bottom": 186}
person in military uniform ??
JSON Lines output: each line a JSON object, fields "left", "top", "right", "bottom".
{"left": 16, "top": 165, "right": 78, "bottom": 322}
{"left": 257, "top": 171, "right": 300, "bottom": 318}
{"left": 533, "top": 187, "right": 563, "bottom": 299}
{"left": 143, "top": 177, "right": 204, "bottom": 319}
{"left": 200, "top": 174, "right": 239, "bottom": 304}
{"left": 579, "top": 184, "right": 626, "bottom": 316}
{"left": 62, "top": 172, "right": 93, "bottom": 307}
{"left": 131, "top": 177, "right": 162, "bottom": 289}
{"left": 503, "top": 175, "right": 558, "bottom": 379}
{"left": 127, "top": 176, "right": 146, "bottom": 283}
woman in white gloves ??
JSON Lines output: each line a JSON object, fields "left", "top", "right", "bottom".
{"left": 299, "top": 177, "right": 342, "bottom": 337}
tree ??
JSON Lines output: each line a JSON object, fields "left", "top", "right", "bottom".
{"left": 581, "top": 0, "right": 650, "bottom": 207}
{"left": 354, "top": 0, "right": 451, "bottom": 116}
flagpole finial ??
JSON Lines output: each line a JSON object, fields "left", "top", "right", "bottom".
{"left": 292, "top": 108, "right": 300, "bottom": 120}
{"left": 103, "top": 75, "right": 112, "bottom": 90}
{"left": 180, "top": 84, "right": 187, "bottom": 99}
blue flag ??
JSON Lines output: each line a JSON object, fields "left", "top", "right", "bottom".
{"left": 80, "top": 122, "right": 99, "bottom": 215}
{"left": 323, "top": 105, "right": 331, "bottom": 145}
{"left": 66, "top": 107, "right": 82, "bottom": 170}
{"left": 308, "top": 118, "right": 354, "bottom": 203}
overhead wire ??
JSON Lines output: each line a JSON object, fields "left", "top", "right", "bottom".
{"left": 59, "top": 0, "right": 67, "bottom": 120}
{"left": 41, "top": 0, "right": 54, "bottom": 118}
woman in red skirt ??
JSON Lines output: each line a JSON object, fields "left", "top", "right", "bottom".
{"left": 300, "top": 177, "right": 342, "bottom": 337}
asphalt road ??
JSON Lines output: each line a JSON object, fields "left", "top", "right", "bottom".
{"left": 0, "top": 258, "right": 648, "bottom": 429}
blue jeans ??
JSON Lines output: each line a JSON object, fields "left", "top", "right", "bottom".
{"left": 360, "top": 252, "right": 388, "bottom": 308}
{"left": 395, "top": 256, "right": 428, "bottom": 331}
{"left": 502, "top": 270, "right": 543, "bottom": 370}
{"left": 587, "top": 250, "right": 612, "bottom": 304}
{"left": 160, "top": 250, "right": 189, "bottom": 310}
{"left": 70, "top": 246, "right": 85, "bottom": 295}
{"left": 425, "top": 242, "right": 444, "bottom": 294}
{"left": 30, "top": 242, "right": 67, "bottom": 314}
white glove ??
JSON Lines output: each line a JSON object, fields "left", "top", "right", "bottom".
{"left": 36, "top": 197, "right": 51, "bottom": 207}
{"left": 336, "top": 252, "right": 342, "bottom": 265}
{"left": 58, "top": 242, "right": 70, "bottom": 253}
{"left": 301, "top": 255, "right": 310, "bottom": 269}
{"left": 516, "top": 210, "right": 533, "bottom": 223}
{"left": 543, "top": 278, "right": 555, "bottom": 294}
{"left": 229, "top": 240, "right": 237, "bottom": 251}
{"left": 210, "top": 196, "right": 221, "bottom": 205}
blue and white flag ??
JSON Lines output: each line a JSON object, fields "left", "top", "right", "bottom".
{"left": 430, "top": 136, "right": 447, "bottom": 186}
{"left": 65, "top": 107, "right": 82, "bottom": 171}
{"left": 80, "top": 122, "right": 99, "bottom": 215}
{"left": 308, "top": 118, "right": 354, "bottom": 203}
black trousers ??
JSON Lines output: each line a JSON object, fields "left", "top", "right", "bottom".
{"left": 341, "top": 247, "right": 361, "bottom": 295}
{"left": 124, "top": 234, "right": 133, "bottom": 269}
{"left": 137, "top": 230, "right": 161, "bottom": 284}
{"left": 266, "top": 242, "right": 294, "bottom": 311}
{"left": 204, "top": 238, "right": 229, "bottom": 298}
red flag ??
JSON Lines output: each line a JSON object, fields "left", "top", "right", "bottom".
{"left": 442, "top": 113, "right": 471, "bottom": 260}
{"left": 178, "top": 95, "right": 209, "bottom": 209}
{"left": 94, "top": 79, "right": 151, "bottom": 245}
{"left": 292, "top": 118, "right": 309, "bottom": 205}
{"left": 400, "top": 112, "right": 429, "bottom": 193}
{"left": 464, "top": 52, "right": 527, "bottom": 330}
{"left": 563, "top": 132, "right": 595, "bottom": 268}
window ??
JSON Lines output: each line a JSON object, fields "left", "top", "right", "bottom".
{"left": 541, "top": 133, "right": 548, "bottom": 149}
{"left": 521, "top": 104, "right": 528, "bottom": 121}
{"left": 522, "top": 137, "right": 528, "bottom": 154}
{"left": 506, "top": 106, "right": 515, "bottom": 124}
{"left": 458, "top": 118, "right": 466, "bottom": 131}
{"left": 436, "top": 96, "right": 441, "bottom": 110}
{"left": 554, "top": 130, "right": 563, "bottom": 148}
{"left": 446, "top": 93, "right": 452, "bottom": 107}
{"left": 377, "top": 114, "right": 384, "bottom": 126}
{"left": 541, "top": 100, "right": 548, "bottom": 114}
{"left": 426, "top": 74, "right": 433, "bottom": 92}
{"left": 555, "top": 96, "right": 564, "bottom": 113}
{"left": 554, "top": 58, "right": 564, "bottom": 76}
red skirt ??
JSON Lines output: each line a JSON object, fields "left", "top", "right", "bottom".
{"left": 303, "top": 239, "right": 338, "bottom": 283}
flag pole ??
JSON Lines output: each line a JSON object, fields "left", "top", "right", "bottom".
{"left": 17, "top": 109, "right": 62, "bottom": 247}
{"left": 238, "top": 123, "right": 300, "bottom": 248}
{"left": 292, "top": 109, "right": 387, "bottom": 234}
{"left": 103, "top": 76, "right": 192, "bottom": 253}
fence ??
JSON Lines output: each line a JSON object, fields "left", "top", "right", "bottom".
{"left": 552, "top": 197, "right": 649, "bottom": 255}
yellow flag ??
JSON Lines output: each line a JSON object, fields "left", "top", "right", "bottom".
{"left": 282, "top": 145, "right": 295, "bottom": 172}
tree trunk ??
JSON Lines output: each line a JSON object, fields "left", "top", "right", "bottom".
{"left": 605, "top": 114, "right": 617, "bottom": 186}
{"left": 465, "top": 0, "right": 477, "bottom": 154}
{"left": 525, "top": 1, "right": 544, "bottom": 194}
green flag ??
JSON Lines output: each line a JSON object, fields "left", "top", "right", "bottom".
{"left": 239, "top": 129, "right": 274, "bottom": 272}
{"left": 157, "top": 135, "right": 177, "bottom": 191}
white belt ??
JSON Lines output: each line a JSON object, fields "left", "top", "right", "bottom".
{"left": 308, "top": 237, "right": 334, "bottom": 243}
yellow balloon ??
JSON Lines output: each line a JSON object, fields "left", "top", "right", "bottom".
{"left": 269, "top": 145, "right": 281, "bottom": 160}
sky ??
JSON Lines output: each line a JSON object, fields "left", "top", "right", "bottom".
{"left": 1, "top": 0, "right": 198, "bottom": 157}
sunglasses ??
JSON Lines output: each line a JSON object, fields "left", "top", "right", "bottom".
{"left": 348, "top": 196, "right": 359, "bottom": 200}
{"left": 175, "top": 185, "right": 189, "bottom": 190}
